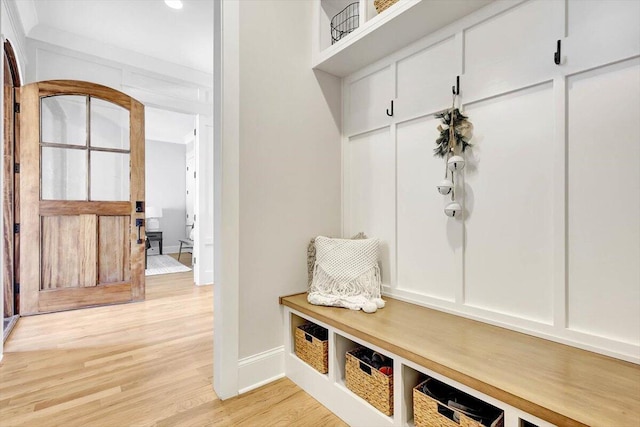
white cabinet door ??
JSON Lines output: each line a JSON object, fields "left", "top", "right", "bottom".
{"left": 463, "top": 0, "right": 563, "bottom": 102}
{"left": 566, "top": 58, "right": 640, "bottom": 346}
{"left": 396, "top": 36, "right": 459, "bottom": 122}
{"left": 345, "top": 65, "right": 393, "bottom": 136}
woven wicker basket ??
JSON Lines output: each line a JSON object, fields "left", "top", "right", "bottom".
{"left": 374, "top": 0, "right": 399, "bottom": 14}
{"left": 295, "top": 323, "right": 328, "bottom": 374}
{"left": 345, "top": 348, "right": 393, "bottom": 416}
{"left": 413, "top": 379, "right": 504, "bottom": 427}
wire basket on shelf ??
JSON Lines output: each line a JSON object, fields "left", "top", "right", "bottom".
{"left": 331, "top": 2, "right": 359, "bottom": 45}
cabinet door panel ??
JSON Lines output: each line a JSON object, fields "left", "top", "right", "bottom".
{"left": 346, "top": 66, "right": 393, "bottom": 136}
{"left": 396, "top": 116, "right": 460, "bottom": 301}
{"left": 566, "top": 58, "right": 640, "bottom": 345}
{"left": 345, "top": 128, "right": 395, "bottom": 286}
{"left": 565, "top": 0, "right": 640, "bottom": 74}
{"left": 464, "top": 0, "right": 561, "bottom": 101}
{"left": 463, "top": 83, "right": 555, "bottom": 323}
{"left": 396, "top": 37, "right": 458, "bottom": 121}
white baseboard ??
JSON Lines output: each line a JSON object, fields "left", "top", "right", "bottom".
{"left": 238, "top": 346, "right": 284, "bottom": 394}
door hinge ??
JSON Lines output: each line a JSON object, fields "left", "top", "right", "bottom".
{"left": 14, "top": 282, "right": 19, "bottom": 294}
{"left": 194, "top": 171, "right": 196, "bottom": 179}
{"left": 193, "top": 257, "right": 196, "bottom": 264}
{"left": 14, "top": 102, "right": 20, "bottom": 113}
{"left": 14, "top": 223, "right": 19, "bottom": 233}
{"left": 14, "top": 163, "right": 20, "bottom": 173}
{"left": 193, "top": 214, "right": 196, "bottom": 221}
{"left": 194, "top": 128, "right": 196, "bottom": 136}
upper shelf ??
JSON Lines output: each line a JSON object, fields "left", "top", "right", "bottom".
{"left": 313, "top": 0, "right": 494, "bottom": 77}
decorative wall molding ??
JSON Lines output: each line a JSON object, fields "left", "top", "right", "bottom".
{"left": 29, "top": 39, "right": 212, "bottom": 116}
{"left": 344, "top": 0, "right": 640, "bottom": 363}
{"left": 27, "top": 24, "right": 212, "bottom": 88}
{"left": 3, "top": 0, "right": 29, "bottom": 72}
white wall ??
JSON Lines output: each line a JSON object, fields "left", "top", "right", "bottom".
{"left": 216, "top": 0, "right": 342, "bottom": 396}
{"left": 343, "top": 0, "right": 640, "bottom": 362}
{"left": 145, "top": 140, "right": 186, "bottom": 255}
{"left": 238, "top": 0, "right": 342, "bottom": 359}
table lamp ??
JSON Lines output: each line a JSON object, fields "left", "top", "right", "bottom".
{"left": 146, "top": 206, "right": 163, "bottom": 231}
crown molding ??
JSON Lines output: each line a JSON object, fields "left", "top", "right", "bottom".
{"left": 3, "top": 0, "right": 30, "bottom": 69}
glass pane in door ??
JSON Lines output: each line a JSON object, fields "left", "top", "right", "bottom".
{"left": 41, "top": 95, "right": 87, "bottom": 146}
{"left": 90, "top": 98, "right": 130, "bottom": 150}
{"left": 90, "top": 151, "right": 130, "bottom": 201}
{"left": 41, "top": 147, "right": 87, "bottom": 200}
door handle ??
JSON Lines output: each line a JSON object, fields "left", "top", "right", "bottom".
{"left": 136, "top": 218, "right": 144, "bottom": 244}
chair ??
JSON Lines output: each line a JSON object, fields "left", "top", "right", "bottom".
{"left": 178, "top": 224, "right": 194, "bottom": 262}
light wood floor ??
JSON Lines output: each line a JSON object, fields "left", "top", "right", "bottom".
{"left": 0, "top": 267, "right": 347, "bottom": 426}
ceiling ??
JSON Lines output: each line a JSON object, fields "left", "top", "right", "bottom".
{"left": 145, "top": 106, "right": 195, "bottom": 144}
{"left": 12, "top": 0, "right": 211, "bottom": 143}
{"left": 17, "top": 0, "right": 214, "bottom": 75}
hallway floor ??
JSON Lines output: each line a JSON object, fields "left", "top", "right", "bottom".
{"left": 0, "top": 272, "right": 346, "bottom": 426}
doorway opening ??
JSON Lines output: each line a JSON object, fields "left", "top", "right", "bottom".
{"left": 3, "top": 39, "right": 22, "bottom": 341}
{"left": 144, "top": 106, "right": 198, "bottom": 279}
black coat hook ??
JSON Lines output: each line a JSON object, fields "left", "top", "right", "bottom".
{"left": 386, "top": 100, "right": 394, "bottom": 117}
{"left": 452, "top": 75, "right": 460, "bottom": 95}
{"left": 554, "top": 40, "right": 561, "bottom": 65}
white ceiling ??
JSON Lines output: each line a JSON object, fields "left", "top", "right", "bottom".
{"left": 14, "top": 0, "right": 211, "bottom": 144}
{"left": 19, "top": 0, "right": 214, "bottom": 75}
{"left": 145, "top": 106, "right": 195, "bottom": 144}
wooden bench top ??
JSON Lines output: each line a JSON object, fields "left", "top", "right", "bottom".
{"left": 280, "top": 293, "right": 640, "bottom": 427}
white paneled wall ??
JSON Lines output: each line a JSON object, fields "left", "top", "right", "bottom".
{"left": 566, "top": 58, "right": 640, "bottom": 346}
{"left": 396, "top": 116, "right": 461, "bottom": 302}
{"left": 396, "top": 36, "right": 458, "bottom": 121}
{"left": 345, "top": 128, "right": 395, "bottom": 285}
{"left": 346, "top": 66, "right": 393, "bottom": 135}
{"left": 464, "top": 83, "right": 555, "bottom": 324}
{"left": 463, "top": 0, "right": 561, "bottom": 102}
{"left": 342, "top": 0, "right": 640, "bottom": 362}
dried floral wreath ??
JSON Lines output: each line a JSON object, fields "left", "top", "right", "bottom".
{"left": 433, "top": 108, "right": 473, "bottom": 158}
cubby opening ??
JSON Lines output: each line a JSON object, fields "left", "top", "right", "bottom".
{"left": 289, "top": 312, "right": 309, "bottom": 354}
{"left": 413, "top": 375, "right": 504, "bottom": 427}
{"left": 319, "top": 0, "right": 361, "bottom": 50}
{"left": 333, "top": 333, "right": 361, "bottom": 386}
{"left": 520, "top": 420, "right": 539, "bottom": 427}
{"left": 402, "top": 365, "right": 427, "bottom": 426}
{"left": 290, "top": 313, "right": 329, "bottom": 375}
{"left": 344, "top": 344, "right": 395, "bottom": 416}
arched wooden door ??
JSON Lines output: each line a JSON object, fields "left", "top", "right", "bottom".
{"left": 19, "top": 80, "right": 145, "bottom": 315}
{"left": 3, "top": 40, "right": 21, "bottom": 320}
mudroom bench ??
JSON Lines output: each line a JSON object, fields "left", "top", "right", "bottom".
{"left": 280, "top": 293, "right": 640, "bottom": 427}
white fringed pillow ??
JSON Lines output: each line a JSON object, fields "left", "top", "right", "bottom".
{"left": 308, "top": 236, "right": 385, "bottom": 313}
